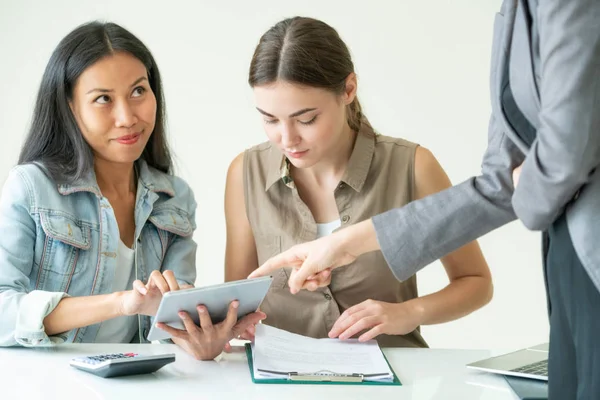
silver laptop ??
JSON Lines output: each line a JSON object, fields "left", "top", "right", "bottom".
{"left": 467, "top": 343, "right": 549, "bottom": 381}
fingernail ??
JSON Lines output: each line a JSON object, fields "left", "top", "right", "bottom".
{"left": 198, "top": 307, "right": 205, "bottom": 313}
{"left": 233, "top": 301, "right": 239, "bottom": 309}
{"left": 179, "top": 312, "right": 185, "bottom": 318}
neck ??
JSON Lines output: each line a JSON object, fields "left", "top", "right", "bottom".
{"left": 293, "top": 124, "right": 357, "bottom": 187}
{"left": 94, "top": 158, "right": 136, "bottom": 197}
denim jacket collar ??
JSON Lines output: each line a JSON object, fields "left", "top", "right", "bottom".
{"left": 57, "top": 160, "right": 175, "bottom": 198}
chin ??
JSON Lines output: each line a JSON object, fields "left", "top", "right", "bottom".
{"left": 287, "top": 157, "right": 316, "bottom": 169}
{"left": 109, "top": 151, "right": 146, "bottom": 165}
{"left": 110, "top": 141, "right": 148, "bottom": 161}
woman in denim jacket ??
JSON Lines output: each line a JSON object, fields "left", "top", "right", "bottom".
{"left": 0, "top": 21, "right": 264, "bottom": 360}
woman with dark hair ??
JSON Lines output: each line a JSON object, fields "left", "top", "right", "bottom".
{"left": 225, "top": 17, "right": 492, "bottom": 347}
{"left": 0, "top": 21, "right": 263, "bottom": 360}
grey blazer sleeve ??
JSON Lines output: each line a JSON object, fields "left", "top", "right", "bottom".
{"left": 512, "top": 0, "right": 600, "bottom": 230}
{"left": 372, "top": 115, "right": 523, "bottom": 281}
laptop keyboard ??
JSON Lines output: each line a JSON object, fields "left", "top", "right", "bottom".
{"left": 510, "top": 359, "right": 548, "bottom": 377}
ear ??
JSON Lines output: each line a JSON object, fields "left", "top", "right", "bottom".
{"left": 342, "top": 72, "right": 358, "bottom": 105}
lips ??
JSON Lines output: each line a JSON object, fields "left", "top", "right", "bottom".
{"left": 115, "top": 132, "right": 142, "bottom": 145}
{"left": 287, "top": 149, "right": 309, "bottom": 159}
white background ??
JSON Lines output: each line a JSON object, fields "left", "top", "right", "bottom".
{"left": 0, "top": 0, "right": 548, "bottom": 350}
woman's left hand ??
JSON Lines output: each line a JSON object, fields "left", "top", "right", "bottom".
{"left": 157, "top": 301, "right": 266, "bottom": 360}
{"left": 328, "top": 300, "right": 422, "bottom": 342}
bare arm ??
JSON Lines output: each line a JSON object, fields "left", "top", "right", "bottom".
{"left": 224, "top": 152, "right": 259, "bottom": 282}
{"left": 328, "top": 147, "right": 493, "bottom": 341}
{"left": 44, "top": 269, "right": 180, "bottom": 336}
{"left": 43, "top": 292, "right": 126, "bottom": 336}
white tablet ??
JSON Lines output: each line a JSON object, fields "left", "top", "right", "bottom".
{"left": 147, "top": 276, "right": 273, "bottom": 341}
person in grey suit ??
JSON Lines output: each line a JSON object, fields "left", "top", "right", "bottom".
{"left": 250, "top": 0, "right": 599, "bottom": 398}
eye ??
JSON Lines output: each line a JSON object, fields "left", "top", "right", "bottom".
{"left": 299, "top": 115, "right": 317, "bottom": 125}
{"left": 94, "top": 95, "right": 111, "bottom": 104}
{"left": 132, "top": 86, "right": 146, "bottom": 97}
{"left": 264, "top": 119, "right": 278, "bottom": 125}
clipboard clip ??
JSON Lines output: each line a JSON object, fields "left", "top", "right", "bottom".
{"left": 289, "top": 370, "right": 364, "bottom": 382}
{"left": 256, "top": 368, "right": 389, "bottom": 382}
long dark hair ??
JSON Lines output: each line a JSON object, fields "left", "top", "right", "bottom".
{"left": 18, "top": 21, "right": 172, "bottom": 184}
{"left": 249, "top": 17, "right": 367, "bottom": 133}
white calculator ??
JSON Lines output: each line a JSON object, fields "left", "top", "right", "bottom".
{"left": 70, "top": 352, "right": 176, "bottom": 378}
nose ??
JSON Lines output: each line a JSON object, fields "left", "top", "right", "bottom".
{"left": 113, "top": 99, "right": 138, "bottom": 128}
{"left": 280, "top": 123, "right": 301, "bottom": 149}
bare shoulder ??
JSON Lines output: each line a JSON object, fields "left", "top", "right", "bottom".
{"left": 228, "top": 152, "right": 244, "bottom": 176}
{"left": 414, "top": 146, "right": 452, "bottom": 199}
{"left": 226, "top": 151, "right": 246, "bottom": 196}
{"left": 414, "top": 146, "right": 440, "bottom": 172}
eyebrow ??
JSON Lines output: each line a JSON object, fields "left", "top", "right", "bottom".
{"left": 85, "top": 76, "right": 148, "bottom": 94}
{"left": 256, "top": 107, "right": 317, "bottom": 119}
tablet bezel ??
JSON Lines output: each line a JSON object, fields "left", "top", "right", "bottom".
{"left": 146, "top": 276, "right": 273, "bottom": 341}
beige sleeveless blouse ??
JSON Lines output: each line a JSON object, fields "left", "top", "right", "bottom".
{"left": 243, "top": 124, "right": 427, "bottom": 348}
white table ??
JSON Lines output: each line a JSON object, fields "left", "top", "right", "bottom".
{"left": 0, "top": 344, "right": 520, "bottom": 399}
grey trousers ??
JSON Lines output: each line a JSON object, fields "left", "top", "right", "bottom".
{"left": 545, "top": 213, "right": 600, "bottom": 400}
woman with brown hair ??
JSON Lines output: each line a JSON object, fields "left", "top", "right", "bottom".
{"left": 225, "top": 17, "right": 493, "bottom": 347}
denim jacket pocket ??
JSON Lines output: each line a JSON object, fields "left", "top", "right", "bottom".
{"left": 38, "top": 211, "right": 91, "bottom": 278}
{"left": 148, "top": 207, "right": 193, "bottom": 238}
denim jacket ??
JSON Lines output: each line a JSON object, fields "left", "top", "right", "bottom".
{"left": 0, "top": 160, "right": 197, "bottom": 346}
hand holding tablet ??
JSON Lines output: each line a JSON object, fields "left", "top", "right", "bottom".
{"left": 147, "top": 276, "right": 273, "bottom": 342}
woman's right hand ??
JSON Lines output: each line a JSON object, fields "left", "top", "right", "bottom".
{"left": 120, "top": 270, "right": 181, "bottom": 317}
{"left": 248, "top": 231, "right": 358, "bottom": 293}
{"left": 248, "top": 219, "right": 380, "bottom": 294}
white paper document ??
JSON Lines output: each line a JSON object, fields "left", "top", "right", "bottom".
{"left": 252, "top": 324, "right": 394, "bottom": 382}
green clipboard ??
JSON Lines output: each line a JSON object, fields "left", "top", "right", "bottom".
{"left": 245, "top": 343, "right": 401, "bottom": 386}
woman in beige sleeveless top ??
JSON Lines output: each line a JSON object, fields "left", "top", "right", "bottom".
{"left": 225, "top": 17, "right": 492, "bottom": 347}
